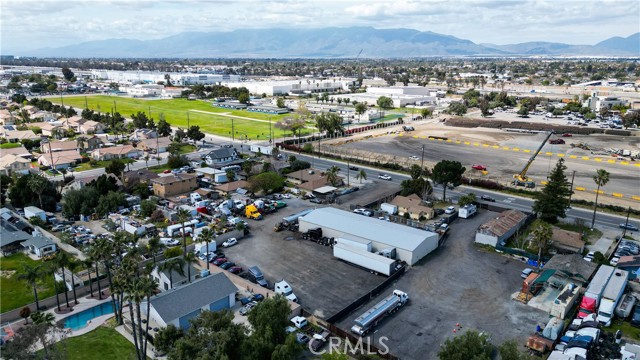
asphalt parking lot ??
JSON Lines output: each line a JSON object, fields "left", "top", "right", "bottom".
{"left": 337, "top": 209, "right": 547, "bottom": 360}
{"left": 219, "top": 197, "right": 386, "bottom": 318}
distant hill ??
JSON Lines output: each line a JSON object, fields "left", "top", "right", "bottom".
{"left": 22, "top": 27, "right": 640, "bottom": 58}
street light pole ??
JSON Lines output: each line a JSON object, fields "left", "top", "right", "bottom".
{"left": 568, "top": 170, "right": 576, "bottom": 205}
{"left": 420, "top": 144, "right": 425, "bottom": 170}
{"left": 622, "top": 206, "right": 631, "bottom": 239}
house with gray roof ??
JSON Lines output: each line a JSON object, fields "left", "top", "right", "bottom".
{"left": 0, "top": 208, "right": 56, "bottom": 257}
{"left": 21, "top": 233, "right": 57, "bottom": 258}
{"left": 151, "top": 261, "right": 198, "bottom": 291}
{"left": 143, "top": 272, "right": 238, "bottom": 329}
{"left": 204, "top": 147, "right": 239, "bottom": 166}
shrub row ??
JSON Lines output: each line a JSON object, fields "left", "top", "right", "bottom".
{"left": 445, "top": 118, "right": 631, "bottom": 136}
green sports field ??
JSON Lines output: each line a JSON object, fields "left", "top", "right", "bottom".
{"left": 51, "top": 96, "right": 314, "bottom": 140}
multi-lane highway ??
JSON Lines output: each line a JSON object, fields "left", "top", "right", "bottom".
{"left": 289, "top": 152, "right": 635, "bottom": 231}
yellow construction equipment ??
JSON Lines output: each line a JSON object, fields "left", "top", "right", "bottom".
{"left": 513, "top": 131, "right": 554, "bottom": 187}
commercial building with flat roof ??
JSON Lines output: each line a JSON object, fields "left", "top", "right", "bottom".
{"left": 298, "top": 207, "right": 438, "bottom": 265}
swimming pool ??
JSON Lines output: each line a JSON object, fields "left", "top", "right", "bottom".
{"left": 64, "top": 302, "right": 116, "bottom": 331}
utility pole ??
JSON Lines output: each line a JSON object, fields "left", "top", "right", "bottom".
{"left": 420, "top": 144, "right": 425, "bottom": 170}
{"left": 231, "top": 118, "right": 235, "bottom": 142}
{"left": 113, "top": 100, "right": 117, "bottom": 113}
{"left": 148, "top": 106, "right": 151, "bottom": 118}
{"left": 84, "top": 96, "right": 88, "bottom": 109}
{"left": 621, "top": 206, "right": 632, "bottom": 239}
{"left": 187, "top": 112, "right": 190, "bottom": 128}
{"left": 568, "top": 170, "right": 576, "bottom": 205}
{"left": 347, "top": 157, "right": 350, "bottom": 187}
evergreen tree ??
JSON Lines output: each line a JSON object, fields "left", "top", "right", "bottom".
{"left": 532, "top": 158, "right": 572, "bottom": 224}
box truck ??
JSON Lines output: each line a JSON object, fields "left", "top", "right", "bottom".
{"left": 458, "top": 204, "right": 477, "bottom": 219}
{"left": 597, "top": 269, "right": 629, "bottom": 326}
{"left": 578, "top": 265, "right": 615, "bottom": 318}
{"left": 333, "top": 243, "right": 396, "bottom": 276}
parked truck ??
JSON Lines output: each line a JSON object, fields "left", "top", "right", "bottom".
{"left": 245, "top": 204, "right": 263, "bottom": 220}
{"left": 333, "top": 243, "right": 396, "bottom": 276}
{"left": 458, "top": 204, "right": 477, "bottom": 219}
{"left": 597, "top": 269, "right": 629, "bottom": 326}
{"left": 193, "top": 241, "right": 217, "bottom": 256}
{"left": 525, "top": 317, "right": 564, "bottom": 354}
{"left": 351, "top": 290, "right": 409, "bottom": 336}
{"left": 615, "top": 293, "right": 636, "bottom": 319}
{"left": 578, "top": 265, "right": 615, "bottom": 318}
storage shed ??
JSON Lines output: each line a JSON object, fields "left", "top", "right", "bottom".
{"left": 298, "top": 207, "right": 438, "bottom": 265}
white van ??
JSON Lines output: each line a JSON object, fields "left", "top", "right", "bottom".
{"left": 190, "top": 193, "right": 202, "bottom": 205}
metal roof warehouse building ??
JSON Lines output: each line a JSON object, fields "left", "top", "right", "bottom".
{"left": 298, "top": 207, "right": 439, "bottom": 265}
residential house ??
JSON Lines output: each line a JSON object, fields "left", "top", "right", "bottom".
{"left": 543, "top": 254, "right": 597, "bottom": 286}
{"left": 21, "top": 233, "right": 57, "bottom": 258}
{"left": 0, "top": 145, "right": 32, "bottom": 158}
{"left": 35, "top": 122, "right": 64, "bottom": 138}
{"left": 123, "top": 169, "right": 159, "bottom": 187}
{"left": 151, "top": 173, "right": 198, "bottom": 198}
{"left": 286, "top": 168, "right": 343, "bottom": 191}
{"left": 63, "top": 173, "right": 122, "bottom": 194}
{"left": 390, "top": 194, "right": 435, "bottom": 220}
{"left": 37, "top": 150, "right": 82, "bottom": 169}
{"left": 204, "top": 148, "right": 239, "bottom": 166}
{"left": 2, "top": 129, "right": 40, "bottom": 142}
{"left": 63, "top": 116, "right": 83, "bottom": 131}
{"left": 195, "top": 167, "right": 228, "bottom": 183}
{"left": 85, "top": 136, "right": 104, "bottom": 151}
{"left": 143, "top": 272, "right": 237, "bottom": 330}
{"left": 0, "top": 154, "right": 31, "bottom": 175}
{"left": 133, "top": 128, "right": 158, "bottom": 140}
{"left": 475, "top": 209, "right": 529, "bottom": 247}
{"left": 151, "top": 261, "right": 199, "bottom": 292}
{"left": 214, "top": 180, "right": 249, "bottom": 195}
{"left": 549, "top": 227, "right": 585, "bottom": 254}
{"left": 138, "top": 136, "right": 172, "bottom": 154}
{"left": 0, "top": 109, "right": 15, "bottom": 125}
{"left": 78, "top": 120, "right": 105, "bottom": 135}
{"left": 617, "top": 256, "right": 640, "bottom": 280}
{"left": 90, "top": 145, "right": 141, "bottom": 161}
{"left": 0, "top": 208, "right": 51, "bottom": 256}
{"left": 40, "top": 140, "right": 78, "bottom": 153}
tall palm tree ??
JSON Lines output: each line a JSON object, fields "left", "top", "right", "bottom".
{"left": 146, "top": 236, "right": 164, "bottom": 267}
{"left": 27, "top": 175, "right": 47, "bottom": 210}
{"left": 55, "top": 252, "right": 72, "bottom": 308}
{"left": 184, "top": 252, "right": 197, "bottom": 284}
{"left": 198, "top": 228, "right": 214, "bottom": 271}
{"left": 325, "top": 165, "right": 341, "bottom": 186}
{"left": 531, "top": 221, "right": 553, "bottom": 268}
{"left": 591, "top": 169, "right": 610, "bottom": 228}
{"left": 76, "top": 136, "right": 87, "bottom": 152}
{"left": 144, "top": 155, "right": 150, "bottom": 169}
{"left": 45, "top": 264, "right": 62, "bottom": 312}
{"left": 67, "top": 258, "right": 80, "bottom": 305}
{"left": 140, "top": 277, "right": 157, "bottom": 357}
{"left": 356, "top": 169, "right": 367, "bottom": 184}
{"left": 159, "top": 257, "right": 185, "bottom": 289}
{"left": 18, "top": 264, "right": 42, "bottom": 311}
{"left": 175, "top": 208, "right": 191, "bottom": 258}
{"left": 83, "top": 259, "right": 95, "bottom": 298}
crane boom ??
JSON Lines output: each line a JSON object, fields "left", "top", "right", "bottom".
{"left": 514, "top": 131, "right": 554, "bottom": 182}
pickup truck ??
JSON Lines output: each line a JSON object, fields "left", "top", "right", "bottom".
{"left": 310, "top": 329, "right": 331, "bottom": 352}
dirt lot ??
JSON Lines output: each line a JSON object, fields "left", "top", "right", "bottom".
{"left": 336, "top": 209, "right": 547, "bottom": 360}
{"left": 220, "top": 197, "right": 386, "bottom": 318}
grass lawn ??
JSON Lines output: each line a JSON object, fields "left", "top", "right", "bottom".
{"left": 148, "top": 163, "right": 172, "bottom": 173}
{"left": 46, "top": 326, "right": 138, "bottom": 360}
{"left": 555, "top": 222, "right": 603, "bottom": 243}
{"left": 74, "top": 158, "right": 134, "bottom": 172}
{"left": 608, "top": 319, "right": 640, "bottom": 341}
{"left": 0, "top": 253, "right": 56, "bottom": 313}
{"left": 51, "top": 96, "right": 314, "bottom": 139}
{"left": 177, "top": 144, "right": 196, "bottom": 154}
{"left": 0, "top": 142, "right": 22, "bottom": 149}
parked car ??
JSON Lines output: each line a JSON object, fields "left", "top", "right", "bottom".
{"left": 409, "top": 155, "right": 420, "bottom": 161}
{"left": 220, "top": 261, "right": 235, "bottom": 270}
{"left": 521, "top": 268, "right": 534, "bottom": 279}
{"left": 620, "top": 223, "right": 639, "bottom": 231}
{"left": 562, "top": 133, "right": 573, "bottom": 137}
{"left": 228, "top": 266, "right": 243, "bottom": 274}
{"left": 251, "top": 293, "right": 265, "bottom": 302}
{"left": 472, "top": 164, "right": 487, "bottom": 170}
{"left": 583, "top": 251, "right": 595, "bottom": 262}
{"left": 631, "top": 304, "right": 640, "bottom": 327}
{"left": 222, "top": 238, "right": 238, "bottom": 248}
{"left": 309, "top": 198, "right": 322, "bottom": 204}
{"left": 348, "top": 165, "right": 359, "bottom": 171}
{"left": 378, "top": 174, "right": 392, "bottom": 180}
{"left": 480, "top": 195, "right": 496, "bottom": 202}
{"left": 162, "top": 169, "right": 171, "bottom": 174}
{"left": 444, "top": 206, "right": 456, "bottom": 214}
{"left": 296, "top": 333, "right": 310, "bottom": 344}
{"left": 208, "top": 253, "right": 225, "bottom": 262}
{"left": 213, "top": 257, "right": 228, "bottom": 266}
{"left": 434, "top": 208, "right": 445, "bottom": 216}
{"left": 353, "top": 208, "right": 373, "bottom": 217}
{"left": 239, "top": 301, "right": 258, "bottom": 316}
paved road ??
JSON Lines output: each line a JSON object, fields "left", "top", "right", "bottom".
{"left": 287, "top": 152, "right": 637, "bottom": 232}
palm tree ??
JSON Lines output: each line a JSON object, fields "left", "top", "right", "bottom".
{"left": 591, "top": 169, "right": 610, "bottom": 228}
{"left": 18, "top": 264, "right": 42, "bottom": 311}
{"left": 356, "top": 169, "right": 367, "bottom": 184}
{"left": 198, "top": 228, "right": 215, "bottom": 271}
{"left": 159, "top": 257, "right": 186, "bottom": 289}
{"left": 31, "top": 311, "right": 55, "bottom": 325}
{"left": 143, "top": 155, "right": 150, "bottom": 169}
{"left": 27, "top": 175, "right": 47, "bottom": 210}
{"left": 531, "top": 221, "right": 553, "bottom": 268}
{"left": 45, "top": 264, "right": 62, "bottom": 312}
{"left": 76, "top": 136, "right": 87, "bottom": 152}
{"left": 325, "top": 165, "right": 341, "bottom": 186}
{"left": 67, "top": 258, "right": 80, "bottom": 305}
{"left": 83, "top": 259, "right": 95, "bottom": 298}
{"left": 146, "top": 236, "right": 164, "bottom": 267}
{"left": 184, "top": 252, "right": 197, "bottom": 284}
{"left": 176, "top": 208, "right": 191, "bottom": 258}
{"left": 55, "top": 252, "right": 72, "bottom": 308}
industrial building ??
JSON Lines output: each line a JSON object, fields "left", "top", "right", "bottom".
{"left": 331, "top": 86, "right": 439, "bottom": 108}
{"left": 298, "top": 207, "right": 439, "bottom": 265}
{"left": 222, "top": 78, "right": 356, "bottom": 96}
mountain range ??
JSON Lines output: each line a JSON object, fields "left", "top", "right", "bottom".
{"left": 23, "top": 27, "right": 640, "bottom": 58}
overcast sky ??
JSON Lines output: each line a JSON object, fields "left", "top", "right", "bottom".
{"left": 2, "top": 0, "right": 638, "bottom": 54}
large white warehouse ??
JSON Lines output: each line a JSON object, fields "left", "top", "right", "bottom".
{"left": 298, "top": 207, "right": 439, "bottom": 265}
